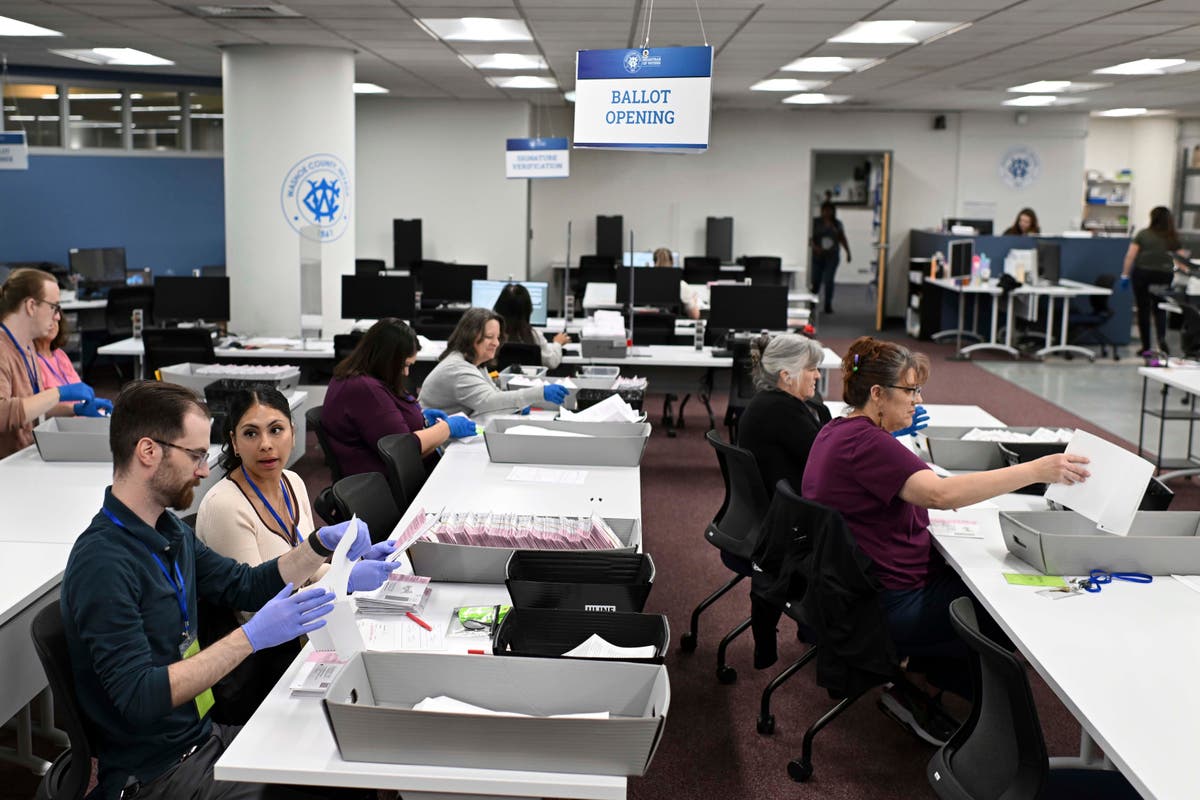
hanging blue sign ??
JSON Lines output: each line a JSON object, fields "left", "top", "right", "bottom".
{"left": 505, "top": 137, "right": 570, "bottom": 178}
{"left": 573, "top": 46, "right": 713, "bottom": 153}
{"left": 0, "top": 131, "right": 29, "bottom": 170}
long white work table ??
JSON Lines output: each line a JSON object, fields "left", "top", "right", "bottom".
{"left": 215, "top": 435, "right": 643, "bottom": 799}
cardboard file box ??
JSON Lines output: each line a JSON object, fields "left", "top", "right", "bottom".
{"left": 33, "top": 417, "right": 111, "bottom": 462}
{"left": 323, "top": 651, "right": 669, "bottom": 777}
{"left": 506, "top": 550, "right": 655, "bottom": 612}
{"left": 493, "top": 608, "right": 670, "bottom": 664}
{"left": 1000, "top": 510, "right": 1200, "bottom": 575}
{"left": 918, "top": 426, "right": 1067, "bottom": 471}
{"left": 408, "top": 517, "right": 640, "bottom": 583}
{"left": 158, "top": 362, "right": 299, "bottom": 398}
{"left": 484, "top": 418, "right": 650, "bottom": 467}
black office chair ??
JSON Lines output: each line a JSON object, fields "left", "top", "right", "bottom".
{"left": 31, "top": 603, "right": 93, "bottom": 800}
{"left": 409, "top": 259, "right": 445, "bottom": 289}
{"left": 376, "top": 433, "right": 430, "bottom": 517}
{"left": 141, "top": 327, "right": 215, "bottom": 376}
{"left": 411, "top": 319, "right": 459, "bottom": 341}
{"left": 680, "top": 431, "right": 772, "bottom": 684}
{"left": 926, "top": 597, "right": 1141, "bottom": 800}
{"left": 682, "top": 256, "right": 723, "bottom": 284}
{"left": 741, "top": 256, "right": 784, "bottom": 286}
{"left": 1067, "top": 274, "right": 1119, "bottom": 361}
{"left": 88, "top": 286, "right": 155, "bottom": 379}
{"left": 329, "top": 471, "right": 401, "bottom": 544}
{"left": 630, "top": 312, "right": 676, "bottom": 345}
{"left": 496, "top": 342, "right": 543, "bottom": 369}
{"left": 355, "top": 258, "right": 387, "bottom": 276}
{"left": 333, "top": 331, "right": 364, "bottom": 364}
{"left": 305, "top": 406, "right": 344, "bottom": 483}
{"left": 723, "top": 337, "right": 758, "bottom": 442}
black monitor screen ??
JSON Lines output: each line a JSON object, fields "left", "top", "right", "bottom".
{"left": 616, "top": 267, "right": 683, "bottom": 308}
{"left": 1036, "top": 242, "right": 1061, "bottom": 285}
{"left": 949, "top": 240, "right": 974, "bottom": 278}
{"left": 945, "top": 218, "right": 993, "bottom": 235}
{"left": 708, "top": 284, "right": 788, "bottom": 331}
{"left": 69, "top": 247, "right": 126, "bottom": 285}
{"left": 154, "top": 276, "right": 230, "bottom": 322}
{"left": 421, "top": 264, "right": 487, "bottom": 304}
{"left": 342, "top": 274, "right": 416, "bottom": 320}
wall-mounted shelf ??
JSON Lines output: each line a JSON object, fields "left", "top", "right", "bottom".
{"left": 1083, "top": 173, "right": 1131, "bottom": 235}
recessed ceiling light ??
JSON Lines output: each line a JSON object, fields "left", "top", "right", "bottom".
{"left": 563, "top": 90, "right": 576, "bottom": 103}
{"left": 487, "top": 75, "right": 557, "bottom": 89}
{"left": 353, "top": 82, "right": 388, "bottom": 94}
{"left": 1003, "top": 95, "right": 1060, "bottom": 107}
{"left": 780, "top": 56, "right": 878, "bottom": 73}
{"left": 461, "top": 53, "right": 546, "bottom": 70}
{"left": 44, "top": 92, "right": 143, "bottom": 101}
{"left": 1093, "top": 58, "right": 1197, "bottom": 75}
{"left": 828, "top": 20, "right": 965, "bottom": 45}
{"left": 1094, "top": 107, "right": 1149, "bottom": 117}
{"left": 416, "top": 17, "right": 532, "bottom": 43}
{"left": 751, "top": 78, "right": 830, "bottom": 92}
{"left": 50, "top": 47, "right": 173, "bottom": 66}
{"left": 0, "top": 14, "right": 61, "bottom": 36}
{"left": 1006, "top": 80, "right": 1109, "bottom": 93}
{"left": 783, "top": 93, "right": 850, "bottom": 105}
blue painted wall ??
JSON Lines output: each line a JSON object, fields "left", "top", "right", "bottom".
{"left": 0, "top": 154, "right": 224, "bottom": 275}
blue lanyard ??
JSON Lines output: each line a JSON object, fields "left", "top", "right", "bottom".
{"left": 38, "top": 353, "right": 67, "bottom": 386}
{"left": 102, "top": 507, "right": 190, "bottom": 639}
{"left": 240, "top": 465, "right": 300, "bottom": 546}
{"left": 0, "top": 322, "right": 39, "bottom": 394}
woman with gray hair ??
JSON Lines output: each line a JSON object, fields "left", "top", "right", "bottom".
{"left": 737, "top": 332, "right": 831, "bottom": 498}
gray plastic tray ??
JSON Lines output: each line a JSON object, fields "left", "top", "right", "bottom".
{"left": 324, "top": 651, "right": 668, "bottom": 776}
{"left": 497, "top": 364, "right": 548, "bottom": 390}
{"left": 408, "top": 517, "right": 640, "bottom": 583}
{"left": 158, "top": 362, "right": 300, "bottom": 398}
{"left": 484, "top": 418, "right": 650, "bottom": 467}
{"left": 1000, "top": 510, "right": 1200, "bottom": 575}
{"left": 33, "top": 417, "right": 111, "bottom": 462}
{"left": 919, "top": 426, "right": 1068, "bottom": 471}
{"left": 581, "top": 337, "right": 628, "bottom": 359}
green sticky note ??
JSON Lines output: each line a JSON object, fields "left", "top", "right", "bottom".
{"left": 1003, "top": 573, "right": 1068, "bottom": 588}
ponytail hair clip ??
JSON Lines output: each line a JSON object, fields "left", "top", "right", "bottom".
{"left": 852, "top": 354, "right": 860, "bottom": 372}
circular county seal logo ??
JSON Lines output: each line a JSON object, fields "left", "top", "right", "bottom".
{"left": 280, "top": 152, "right": 351, "bottom": 241}
{"left": 998, "top": 146, "right": 1040, "bottom": 190}
{"left": 623, "top": 50, "right": 642, "bottom": 74}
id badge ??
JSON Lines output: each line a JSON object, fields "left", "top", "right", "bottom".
{"left": 181, "top": 635, "right": 215, "bottom": 719}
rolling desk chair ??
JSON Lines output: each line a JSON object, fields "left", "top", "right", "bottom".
{"left": 723, "top": 337, "right": 758, "bottom": 442}
{"left": 305, "top": 405, "right": 344, "bottom": 483}
{"left": 30, "top": 603, "right": 94, "bottom": 800}
{"left": 683, "top": 256, "right": 723, "bottom": 284}
{"left": 355, "top": 259, "right": 387, "bottom": 276}
{"left": 496, "top": 342, "right": 543, "bottom": 369}
{"left": 333, "top": 331, "right": 365, "bottom": 363}
{"left": 330, "top": 471, "right": 401, "bottom": 544}
{"left": 1066, "top": 274, "right": 1118, "bottom": 360}
{"left": 140, "top": 328, "right": 215, "bottom": 377}
{"left": 377, "top": 433, "right": 432, "bottom": 518}
{"left": 741, "top": 256, "right": 784, "bottom": 286}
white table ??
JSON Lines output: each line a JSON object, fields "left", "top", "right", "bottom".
{"left": 1136, "top": 367, "right": 1200, "bottom": 480}
{"left": 824, "top": 402, "right": 1003, "bottom": 429}
{"left": 216, "top": 439, "right": 643, "bottom": 799}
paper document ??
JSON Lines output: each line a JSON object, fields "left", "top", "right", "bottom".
{"left": 358, "top": 618, "right": 445, "bottom": 652}
{"left": 412, "top": 695, "right": 609, "bottom": 720}
{"left": 506, "top": 466, "right": 588, "bottom": 485}
{"left": 960, "top": 427, "right": 1073, "bottom": 443}
{"left": 1043, "top": 430, "right": 1154, "bottom": 536}
{"left": 308, "top": 515, "right": 366, "bottom": 657}
{"left": 504, "top": 424, "right": 594, "bottom": 438}
{"left": 559, "top": 393, "right": 642, "bottom": 423}
{"left": 928, "top": 517, "right": 983, "bottom": 539}
{"left": 1172, "top": 575, "right": 1200, "bottom": 596}
{"left": 289, "top": 651, "right": 348, "bottom": 697}
{"left": 562, "top": 634, "right": 657, "bottom": 660}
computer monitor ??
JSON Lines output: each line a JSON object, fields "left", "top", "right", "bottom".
{"left": 1036, "top": 241, "right": 1061, "bottom": 285}
{"left": 944, "top": 218, "right": 993, "bottom": 235}
{"left": 69, "top": 247, "right": 126, "bottom": 289}
{"left": 708, "top": 284, "right": 788, "bottom": 331}
{"left": 616, "top": 267, "right": 683, "bottom": 308}
{"left": 125, "top": 269, "right": 152, "bottom": 286}
{"left": 420, "top": 264, "right": 488, "bottom": 305}
{"left": 948, "top": 239, "right": 974, "bottom": 279}
{"left": 624, "top": 250, "right": 680, "bottom": 267}
{"left": 341, "top": 274, "right": 416, "bottom": 320}
{"left": 471, "top": 279, "right": 549, "bottom": 326}
{"left": 154, "top": 276, "right": 231, "bottom": 322}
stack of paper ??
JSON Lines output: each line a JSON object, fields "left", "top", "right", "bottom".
{"left": 558, "top": 393, "right": 641, "bottom": 423}
{"left": 562, "top": 634, "right": 657, "bottom": 660}
{"left": 412, "top": 695, "right": 609, "bottom": 720}
{"left": 504, "top": 424, "right": 593, "bottom": 437}
{"left": 397, "top": 506, "right": 622, "bottom": 550}
{"left": 289, "top": 651, "right": 348, "bottom": 697}
{"left": 1044, "top": 430, "right": 1154, "bottom": 535}
{"left": 505, "top": 375, "right": 578, "bottom": 390}
{"left": 582, "top": 310, "right": 626, "bottom": 338}
{"left": 355, "top": 573, "right": 432, "bottom": 615}
{"left": 960, "top": 427, "right": 1074, "bottom": 443}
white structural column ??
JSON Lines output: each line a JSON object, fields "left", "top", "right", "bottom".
{"left": 222, "top": 45, "right": 355, "bottom": 336}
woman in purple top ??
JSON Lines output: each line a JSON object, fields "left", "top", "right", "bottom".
{"left": 323, "top": 318, "right": 476, "bottom": 478}
{"left": 802, "top": 337, "right": 1089, "bottom": 727}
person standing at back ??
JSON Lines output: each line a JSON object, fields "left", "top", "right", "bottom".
{"left": 810, "top": 202, "right": 851, "bottom": 315}
{"left": 1121, "top": 206, "right": 1191, "bottom": 356}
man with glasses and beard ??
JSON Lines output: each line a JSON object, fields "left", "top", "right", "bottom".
{"left": 60, "top": 381, "right": 395, "bottom": 799}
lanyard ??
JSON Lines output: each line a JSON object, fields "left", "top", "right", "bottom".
{"left": 0, "top": 322, "right": 39, "bottom": 394}
{"left": 102, "top": 506, "right": 190, "bottom": 639}
{"left": 38, "top": 353, "right": 67, "bottom": 386}
{"left": 241, "top": 465, "right": 299, "bottom": 546}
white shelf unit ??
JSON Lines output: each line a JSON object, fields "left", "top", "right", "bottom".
{"left": 1082, "top": 175, "right": 1133, "bottom": 235}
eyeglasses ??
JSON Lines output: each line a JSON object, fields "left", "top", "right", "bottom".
{"left": 35, "top": 298, "right": 62, "bottom": 316}
{"left": 151, "top": 438, "right": 209, "bottom": 469}
{"left": 886, "top": 384, "right": 923, "bottom": 396}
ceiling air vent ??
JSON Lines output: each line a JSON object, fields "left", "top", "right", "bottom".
{"left": 191, "top": 4, "right": 303, "bottom": 19}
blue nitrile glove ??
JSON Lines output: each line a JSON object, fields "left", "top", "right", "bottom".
{"left": 519, "top": 406, "right": 531, "bottom": 415}
{"left": 543, "top": 384, "right": 570, "bottom": 405}
{"left": 348, "top": 560, "right": 398, "bottom": 593}
{"left": 241, "top": 583, "right": 335, "bottom": 652}
{"left": 447, "top": 415, "right": 477, "bottom": 438}
{"left": 422, "top": 408, "right": 448, "bottom": 428}
{"left": 1119, "top": 275, "right": 1131, "bottom": 291}
{"left": 893, "top": 405, "right": 929, "bottom": 438}
{"left": 314, "top": 519, "right": 371, "bottom": 560}
{"left": 363, "top": 540, "right": 397, "bottom": 561}
{"left": 74, "top": 397, "right": 113, "bottom": 417}
{"left": 57, "top": 382, "right": 95, "bottom": 404}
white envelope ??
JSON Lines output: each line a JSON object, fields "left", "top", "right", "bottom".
{"left": 308, "top": 515, "right": 366, "bottom": 658}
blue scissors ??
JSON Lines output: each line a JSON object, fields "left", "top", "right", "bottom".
{"left": 1076, "top": 569, "right": 1153, "bottom": 593}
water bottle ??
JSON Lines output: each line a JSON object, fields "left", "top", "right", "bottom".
{"left": 694, "top": 319, "right": 705, "bottom": 351}
{"left": 131, "top": 308, "right": 144, "bottom": 340}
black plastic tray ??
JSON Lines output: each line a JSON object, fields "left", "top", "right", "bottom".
{"left": 492, "top": 608, "right": 669, "bottom": 664}
{"left": 505, "top": 551, "right": 655, "bottom": 612}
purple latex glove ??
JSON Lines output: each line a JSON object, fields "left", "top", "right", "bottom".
{"left": 314, "top": 519, "right": 371, "bottom": 560}
{"left": 348, "top": 560, "right": 398, "bottom": 593}
{"left": 241, "top": 583, "right": 334, "bottom": 651}
{"left": 363, "top": 540, "right": 397, "bottom": 561}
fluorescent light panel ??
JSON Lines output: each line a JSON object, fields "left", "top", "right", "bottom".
{"left": 1095, "top": 108, "right": 1148, "bottom": 117}
{"left": 1093, "top": 58, "right": 1200, "bottom": 75}
{"left": 50, "top": 47, "right": 172, "bottom": 66}
{"left": 1007, "top": 80, "right": 1108, "bottom": 93}
{"left": 1003, "top": 95, "right": 1086, "bottom": 107}
{"left": 751, "top": 78, "right": 830, "bottom": 92}
{"left": 0, "top": 14, "right": 61, "bottom": 36}
{"left": 783, "top": 93, "right": 850, "bottom": 105}
{"left": 417, "top": 17, "right": 532, "bottom": 43}
{"left": 781, "top": 56, "right": 877, "bottom": 73}
{"left": 487, "top": 75, "right": 557, "bottom": 89}
{"left": 462, "top": 53, "right": 546, "bottom": 70}
{"left": 828, "top": 20, "right": 964, "bottom": 45}
{"left": 353, "top": 83, "right": 388, "bottom": 94}
{"left": 43, "top": 93, "right": 144, "bottom": 101}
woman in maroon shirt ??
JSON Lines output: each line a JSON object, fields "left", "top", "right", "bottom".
{"left": 323, "top": 318, "right": 473, "bottom": 478}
